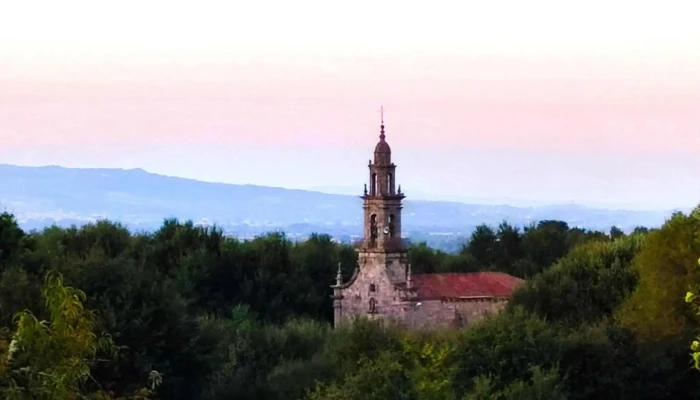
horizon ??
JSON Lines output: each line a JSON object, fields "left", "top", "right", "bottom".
{"left": 1, "top": 1, "right": 699, "bottom": 210}
{"left": 1, "top": 162, "right": 693, "bottom": 212}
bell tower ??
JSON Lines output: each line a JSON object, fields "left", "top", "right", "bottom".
{"left": 358, "top": 108, "right": 407, "bottom": 283}
{"left": 362, "top": 112, "right": 405, "bottom": 249}
{"left": 332, "top": 108, "right": 410, "bottom": 328}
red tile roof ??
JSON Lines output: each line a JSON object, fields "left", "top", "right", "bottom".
{"left": 411, "top": 272, "right": 524, "bottom": 300}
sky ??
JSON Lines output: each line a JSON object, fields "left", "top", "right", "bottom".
{"left": 1, "top": 0, "right": 699, "bottom": 209}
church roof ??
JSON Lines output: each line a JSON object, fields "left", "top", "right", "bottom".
{"left": 411, "top": 272, "right": 523, "bottom": 300}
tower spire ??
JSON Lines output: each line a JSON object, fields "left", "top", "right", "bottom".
{"left": 379, "top": 106, "right": 385, "bottom": 141}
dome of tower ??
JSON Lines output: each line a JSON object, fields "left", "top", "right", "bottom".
{"left": 374, "top": 140, "right": 391, "bottom": 154}
{"left": 373, "top": 124, "right": 392, "bottom": 165}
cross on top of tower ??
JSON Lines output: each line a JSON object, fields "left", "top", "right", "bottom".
{"left": 373, "top": 106, "right": 391, "bottom": 164}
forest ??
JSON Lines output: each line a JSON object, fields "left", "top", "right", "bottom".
{"left": 1, "top": 208, "right": 700, "bottom": 399}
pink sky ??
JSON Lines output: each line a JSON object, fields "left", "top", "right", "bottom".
{"left": 1, "top": 1, "right": 699, "bottom": 208}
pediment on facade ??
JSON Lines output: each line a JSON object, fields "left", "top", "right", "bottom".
{"left": 336, "top": 266, "right": 360, "bottom": 289}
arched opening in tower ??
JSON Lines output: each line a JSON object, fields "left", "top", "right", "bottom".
{"left": 388, "top": 214, "right": 395, "bottom": 238}
{"left": 370, "top": 214, "right": 378, "bottom": 243}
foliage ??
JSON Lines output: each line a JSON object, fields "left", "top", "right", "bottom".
{"left": 616, "top": 209, "right": 700, "bottom": 341}
{"left": 454, "top": 307, "right": 565, "bottom": 393}
{"left": 0, "top": 272, "right": 114, "bottom": 398}
{"left": 511, "top": 234, "right": 642, "bottom": 325}
{"left": 464, "top": 366, "right": 567, "bottom": 400}
{"left": 305, "top": 322, "right": 459, "bottom": 400}
{"left": 305, "top": 352, "right": 409, "bottom": 400}
{"left": 685, "top": 257, "right": 700, "bottom": 370}
{"left": 400, "top": 336, "right": 458, "bottom": 400}
{"left": 409, "top": 220, "right": 609, "bottom": 278}
{"left": 0, "top": 272, "right": 156, "bottom": 400}
{"left": 0, "top": 210, "right": 699, "bottom": 399}
{"left": 0, "top": 212, "right": 27, "bottom": 269}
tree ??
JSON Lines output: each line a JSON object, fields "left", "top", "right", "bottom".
{"left": 305, "top": 352, "right": 409, "bottom": 400}
{"left": 511, "top": 235, "right": 642, "bottom": 325}
{"left": 0, "top": 272, "right": 160, "bottom": 400}
{"left": 610, "top": 226, "right": 625, "bottom": 240}
{"left": 0, "top": 273, "right": 102, "bottom": 398}
{"left": 1, "top": 272, "right": 116, "bottom": 398}
{"left": 464, "top": 225, "right": 498, "bottom": 269}
{"left": 289, "top": 234, "right": 353, "bottom": 321}
{"left": 305, "top": 327, "right": 460, "bottom": 400}
{"left": 0, "top": 212, "right": 26, "bottom": 269}
{"left": 520, "top": 220, "right": 571, "bottom": 274}
{"left": 454, "top": 307, "right": 564, "bottom": 394}
{"left": 616, "top": 209, "right": 700, "bottom": 340}
{"left": 685, "top": 257, "right": 700, "bottom": 370}
{"left": 400, "top": 337, "right": 457, "bottom": 400}
{"left": 464, "top": 366, "right": 567, "bottom": 400}
{"left": 408, "top": 242, "right": 448, "bottom": 274}
{"left": 6, "top": 207, "right": 698, "bottom": 399}
{"left": 494, "top": 222, "right": 523, "bottom": 273}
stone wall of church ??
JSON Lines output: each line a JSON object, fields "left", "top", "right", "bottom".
{"left": 336, "top": 254, "right": 509, "bottom": 329}
{"left": 453, "top": 298, "right": 509, "bottom": 327}
{"left": 337, "top": 252, "right": 407, "bottom": 325}
{"left": 409, "top": 298, "right": 509, "bottom": 330}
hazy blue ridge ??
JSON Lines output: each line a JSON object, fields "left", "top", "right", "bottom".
{"left": 0, "top": 164, "right": 684, "bottom": 251}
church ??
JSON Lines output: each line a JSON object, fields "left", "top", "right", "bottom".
{"left": 331, "top": 117, "right": 524, "bottom": 329}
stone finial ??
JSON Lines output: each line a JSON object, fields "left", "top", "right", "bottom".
{"left": 398, "top": 184, "right": 402, "bottom": 194}
{"left": 335, "top": 262, "right": 343, "bottom": 285}
{"left": 364, "top": 183, "right": 368, "bottom": 195}
{"left": 379, "top": 105, "right": 386, "bottom": 141}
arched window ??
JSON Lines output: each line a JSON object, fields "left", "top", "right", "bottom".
{"left": 372, "top": 173, "right": 378, "bottom": 195}
{"left": 370, "top": 214, "right": 378, "bottom": 241}
{"left": 387, "top": 173, "right": 393, "bottom": 194}
{"left": 388, "top": 214, "right": 395, "bottom": 238}
{"left": 369, "top": 283, "right": 376, "bottom": 293}
{"left": 368, "top": 297, "right": 377, "bottom": 314}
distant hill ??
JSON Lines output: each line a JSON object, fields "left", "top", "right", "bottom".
{"left": 0, "top": 164, "right": 681, "bottom": 241}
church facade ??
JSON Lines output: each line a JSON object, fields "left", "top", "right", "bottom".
{"left": 331, "top": 118, "right": 523, "bottom": 329}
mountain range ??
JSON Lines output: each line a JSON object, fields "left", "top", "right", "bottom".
{"left": 0, "top": 164, "right": 684, "bottom": 248}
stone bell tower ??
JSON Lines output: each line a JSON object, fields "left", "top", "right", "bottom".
{"left": 332, "top": 109, "right": 410, "bottom": 327}
{"left": 358, "top": 109, "right": 408, "bottom": 284}
{"left": 362, "top": 113, "right": 405, "bottom": 250}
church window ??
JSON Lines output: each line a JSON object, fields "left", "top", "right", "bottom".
{"left": 368, "top": 297, "right": 377, "bottom": 314}
{"left": 371, "top": 173, "right": 377, "bottom": 195}
{"left": 387, "top": 173, "right": 393, "bottom": 194}
{"left": 388, "top": 214, "right": 395, "bottom": 238}
{"left": 369, "top": 283, "right": 376, "bottom": 292}
{"left": 370, "top": 214, "right": 378, "bottom": 240}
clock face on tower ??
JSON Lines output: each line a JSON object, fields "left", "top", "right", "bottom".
{"left": 383, "top": 226, "right": 390, "bottom": 235}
